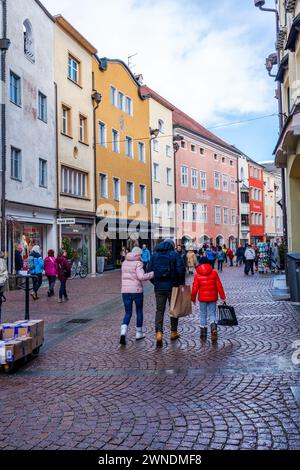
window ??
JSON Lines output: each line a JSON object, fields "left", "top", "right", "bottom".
{"left": 200, "top": 148, "right": 205, "bottom": 155}
{"left": 181, "top": 166, "right": 188, "bottom": 186}
{"left": 79, "top": 115, "right": 88, "bottom": 144}
{"left": 231, "top": 209, "right": 236, "bottom": 225}
{"left": 214, "top": 172, "right": 220, "bottom": 190}
{"left": 39, "top": 158, "right": 47, "bottom": 188}
{"left": 181, "top": 141, "right": 186, "bottom": 149}
{"left": 182, "top": 203, "right": 188, "bottom": 221}
{"left": 200, "top": 171, "right": 207, "bottom": 191}
{"left": 250, "top": 166, "right": 253, "bottom": 177}
{"left": 139, "top": 185, "right": 146, "bottom": 205}
{"left": 215, "top": 206, "right": 221, "bottom": 224}
{"left": 10, "top": 71, "right": 21, "bottom": 106}
{"left": 99, "top": 122, "right": 107, "bottom": 147}
{"left": 251, "top": 213, "right": 255, "bottom": 225}
{"left": 166, "top": 168, "right": 172, "bottom": 186}
{"left": 230, "top": 177, "right": 235, "bottom": 193}
{"left": 200, "top": 204, "right": 208, "bottom": 223}
{"left": 259, "top": 213, "right": 262, "bottom": 225}
{"left": 23, "top": 19, "right": 34, "bottom": 61}
{"left": 125, "top": 97, "right": 133, "bottom": 115}
{"left": 223, "top": 208, "right": 229, "bottom": 224}
{"left": 166, "top": 145, "right": 172, "bottom": 157}
{"left": 153, "top": 163, "right": 160, "bottom": 182}
{"left": 191, "top": 144, "right": 196, "bottom": 152}
{"left": 118, "top": 91, "right": 124, "bottom": 111}
{"left": 222, "top": 175, "right": 228, "bottom": 192}
{"left": 241, "top": 191, "right": 249, "bottom": 203}
{"left": 158, "top": 119, "right": 165, "bottom": 133}
{"left": 191, "top": 169, "right": 198, "bottom": 188}
{"left": 125, "top": 136, "right": 133, "bottom": 158}
{"left": 100, "top": 173, "right": 108, "bottom": 198}
{"left": 167, "top": 201, "right": 172, "bottom": 219}
{"left": 62, "top": 105, "right": 71, "bottom": 136}
{"left": 138, "top": 142, "right": 145, "bottom": 162}
{"left": 38, "top": 92, "right": 47, "bottom": 122}
{"left": 222, "top": 157, "right": 226, "bottom": 164}
{"left": 68, "top": 55, "right": 80, "bottom": 84}
{"left": 154, "top": 198, "right": 160, "bottom": 217}
{"left": 11, "top": 147, "right": 22, "bottom": 181}
{"left": 112, "top": 129, "right": 120, "bottom": 153}
{"left": 192, "top": 203, "right": 197, "bottom": 222}
{"left": 257, "top": 169, "right": 261, "bottom": 180}
{"left": 110, "top": 86, "right": 117, "bottom": 106}
{"left": 230, "top": 160, "right": 233, "bottom": 167}
{"left": 240, "top": 167, "right": 244, "bottom": 180}
{"left": 241, "top": 214, "right": 249, "bottom": 226}
{"left": 113, "top": 177, "right": 120, "bottom": 201}
{"left": 153, "top": 139, "right": 159, "bottom": 152}
{"left": 61, "top": 167, "right": 87, "bottom": 198}
{"left": 214, "top": 154, "right": 218, "bottom": 160}
{"left": 126, "top": 181, "right": 134, "bottom": 203}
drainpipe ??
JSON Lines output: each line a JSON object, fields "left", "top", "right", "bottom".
{"left": 0, "top": 0, "right": 10, "bottom": 253}
{"left": 54, "top": 82, "right": 61, "bottom": 251}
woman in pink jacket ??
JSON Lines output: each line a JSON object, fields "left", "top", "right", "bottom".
{"left": 44, "top": 249, "right": 58, "bottom": 297}
{"left": 120, "top": 247, "right": 154, "bottom": 345}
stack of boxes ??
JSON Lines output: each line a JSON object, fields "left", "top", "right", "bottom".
{"left": 0, "top": 320, "right": 44, "bottom": 366}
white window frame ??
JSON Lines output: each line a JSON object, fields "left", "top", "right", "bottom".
{"left": 153, "top": 163, "right": 160, "bottom": 182}
{"left": 154, "top": 198, "right": 160, "bottom": 217}
{"left": 153, "top": 139, "right": 159, "bottom": 152}
{"left": 10, "top": 71, "right": 21, "bottom": 106}
{"left": 222, "top": 174, "right": 228, "bottom": 192}
{"left": 191, "top": 168, "right": 198, "bottom": 189}
{"left": 200, "top": 204, "right": 208, "bottom": 223}
{"left": 39, "top": 158, "right": 48, "bottom": 188}
{"left": 231, "top": 209, "right": 236, "bottom": 225}
{"left": 166, "top": 145, "right": 172, "bottom": 158}
{"left": 192, "top": 203, "right": 197, "bottom": 222}
{"left": 62, "top": 167, "right": 87, "bottom": 198}
{"left": 118, "top": 91, "right": 124, "bottom": 111}
{"left": 11, "top": 147, "right": 22, "bottom": 181}
{"left": 181, "top": 166, "right": 188, "bottom": 187}
{"left": 113, "top": 177, "right": 120, "bottom": 201}
{"left": 99, "top": 121, "right": 107, "bottom": 147}
{"left": 138, "top": 142, "right": 145, "bottom": 162}
{"left": 100, "top": 173, "right": 108, "bottom": 199}
{"left": 139, "top": 184, "right": 146, "bottom": 206}
{"left": 158, "top": 119, "right": 165, "bottom": 134}
{"left": 166, "top": 168, "right": 172, "bottom": 186}
{"left": 68, "top": 55, "right": 79, "bottom": 83}
{"left": 182, "top": 202, "right": 189, "bottom": 221}
{"left": 38, "top": 91, "right": 47, "bottom": 122}
{"left": 191, "top": 144, "right": 196, "bottom": 153}
{"left": 200, "top": 171, "right": 207, "bottom": 191}
{"left": 214, "top": 171, "right": 220, "bottom": 190}
{"left": 223, "top": 207, "right": 229, "bottom": 225}
{"left": 110, "top": 86, "right": 117, "bottom": 106}
{"left": 167, "top": 201, "right": 172, "bottom": 219}
{"left": 230, "top": 177, "right": 235, "bottom": 193}
{"left": 112, "top": 129, "right": 120, "bottom": 153}
{"left": 125, "top": 136, "right": 134, "bottom": 158}
{"left": 126, "top": 181, "right": 135, "bottom": 204}
{"left": 125, "top": 96, "right": 133, "bottom": 115}
{"left": 215, "top": 206, "right": 221, "bottom": 224}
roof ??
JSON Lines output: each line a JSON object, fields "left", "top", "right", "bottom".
{"left": 140, "top": 86, "right": 174, "bottom": 111}
{"left": 54, "top": 15, "right": 97, "bottom": 54}
{"left": 285, "top": 12, "right": 300, "bottom": 52}
{"left": 96, "top": 57, "right": 143, "bottom": 89}
{"left": 34, "top": 0, "right": 54, "bottom": 21}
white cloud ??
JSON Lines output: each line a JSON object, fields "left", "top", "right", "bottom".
{"left": 41, "top": 0, "right": 275, "bottom": 125}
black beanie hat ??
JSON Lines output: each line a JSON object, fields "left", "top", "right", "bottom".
{"left": 198, "top": 256, "right": 209, "bottom": 265}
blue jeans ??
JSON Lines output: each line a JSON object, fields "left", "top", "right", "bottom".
{"left": 59, "top": 280, "right": 68, "bottom": 299}
{"left": 122, "top": 293, "right": 144, "bottom": 327}
{"left": 199, "top": 301, "right": 217, "bottom": 328}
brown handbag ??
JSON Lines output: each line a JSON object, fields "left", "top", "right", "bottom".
{"left": 169, "top": 285, "right": 192, "bottom": 318}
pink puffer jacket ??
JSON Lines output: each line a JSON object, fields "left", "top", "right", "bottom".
{"left": 121, "top": 252, "right": 154, "bottom": 293}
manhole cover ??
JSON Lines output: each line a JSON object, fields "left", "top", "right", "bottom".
{"left": 67, "top": 319, "right": 91, "bottom": 324}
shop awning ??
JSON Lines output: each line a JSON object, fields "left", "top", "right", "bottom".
{"left": 275, "top": 54, "right": 289, "bottom": 83}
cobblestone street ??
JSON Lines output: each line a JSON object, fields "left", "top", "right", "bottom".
{"left": 0, "top": 266, "right": 299, "bottom": 450}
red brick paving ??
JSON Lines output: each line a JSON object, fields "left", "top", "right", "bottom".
{"left": 0, "top": 266, "right": 299, "bottom": 450}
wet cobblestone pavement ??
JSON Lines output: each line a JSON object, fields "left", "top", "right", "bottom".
{"left": 0, "top": 266, "right": 299, "bottom": 450}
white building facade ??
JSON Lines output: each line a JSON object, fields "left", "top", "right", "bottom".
{"left": 237, "top": 153, "right": 250, "bottom": 246}
{"left": 4, "top": 0, "right": 57, "bottom": 271}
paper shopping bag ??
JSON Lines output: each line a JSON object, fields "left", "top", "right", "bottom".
{"left": 169, "top": 285, "right": 192, "bottom": 318}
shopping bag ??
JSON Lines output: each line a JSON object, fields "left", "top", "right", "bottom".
{"left": 217, "top": 303, "right": 238, "bottom": 326}
{"left": 169, "top": 285, "right": 192, "bottom": 318}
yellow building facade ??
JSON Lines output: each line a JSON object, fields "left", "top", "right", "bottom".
{"left": 93, "top": 58, "right": 151, "bottom": 267}
{"left": 54, "top": 16, "right": 97, "bottom": 273}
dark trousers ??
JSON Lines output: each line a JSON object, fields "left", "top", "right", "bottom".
{"left": 155, "top": 290, "right": 178, "bottom": 333}
{"left": 245, "top": 260, "right": 254, "bottom": 275}
{"left": 229, "top": 257, "right": 233, "bottom": 267}
{"left": 122, "top": 293, "right": 144, "bottom": 327}
{"left": 218, "top": 260, "right": 223, "bottom": 271}
{"left": 59, "top": 280, "right": 68, "bottom": 299}
{"left": 143, "top": 262, "right": 148, "bottom": 272}
{"left": 33, "top": 273, "right": 43, "bottom": 294}
{"left": 47, "top": 276, "right": 56, "bottom": 296}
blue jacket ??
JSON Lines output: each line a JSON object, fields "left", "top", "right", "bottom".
{"left": 206, "top": 249, "right": 217, "bottom": 261}
{"left": 141, "top": 248, "right": 151, "bottom": 263}
{"left": 217, "top": 250, "right": 225, "bottom": 261}
{"left": 148, "top": 241, "right": 186, "bottom": 292}
{"left": 29, "top": 252, "right": 44, "bottom": 275}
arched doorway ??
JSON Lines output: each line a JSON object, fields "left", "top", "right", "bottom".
{"left": 199, "top": 235, "right": 210, "bottom": 246}
{"left": 216, "top": 235, "right": 224, "bottom": 247}
{"left": 229, "top": 236, "right": 237, "bottom": 251}
{"left": 181, "top": 235, "right": 192, "bottom": 248}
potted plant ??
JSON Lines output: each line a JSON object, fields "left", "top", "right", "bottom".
{"left": 96, "top": 245, "right": 109, "bottom": 273}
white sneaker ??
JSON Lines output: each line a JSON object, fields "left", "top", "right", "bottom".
{"left": 136, "top": 327, "right": 145, "bottom": 340}
{"left": 120, "top": 324, "right": 128, "bottom": 345}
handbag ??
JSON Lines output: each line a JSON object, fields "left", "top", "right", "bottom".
{"left": 170, "top": 285, "right": 192, "bottom": 318}
{"left": 217, "top": 302, "right": 238, "bottom": 326}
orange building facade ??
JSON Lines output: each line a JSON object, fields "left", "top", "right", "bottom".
{"left": 93, "top": 58, "right": 151, "bottom": 268}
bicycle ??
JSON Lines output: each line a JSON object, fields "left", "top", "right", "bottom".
{"left": 70, "top": 259, "right": 88, "bottom": 279}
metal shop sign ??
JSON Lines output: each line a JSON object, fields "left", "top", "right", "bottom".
{"left": 57, "top": 218, "right": 76, "bottom": 225}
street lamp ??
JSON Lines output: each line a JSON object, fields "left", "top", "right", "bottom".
{"left": 265, "top": 53, "right": 278, "bottom": 77}
{"left": 254, "top": 0, "right": 288, "bottom": 249}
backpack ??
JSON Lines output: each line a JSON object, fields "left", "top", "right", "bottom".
{"left": 27, "top": 255, "right": 35, "bottom": 273}
{"left": 154, "top": 252, "right": 176, "bottom": 281}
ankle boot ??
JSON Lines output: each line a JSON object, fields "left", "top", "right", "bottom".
{"left": 156, "top": 331, "right": 163, "bottom": 347}
{"left": 211, "top": 322, "right": 218, "bottom": 342}
{"left": 120, "top": 324, "right": 128, "bottom": 345}
{"left": 136, "top": 327, "right": 145, "bottom": 340}
{"left": 170, "top": 330, "right": 180, "bottom": 341}
{"left": 200, "top": 327, "right": 207, "bottom": 339}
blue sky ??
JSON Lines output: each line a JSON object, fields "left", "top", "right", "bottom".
{"left": 42, "top": 0, "right": 278, "bottom": 161}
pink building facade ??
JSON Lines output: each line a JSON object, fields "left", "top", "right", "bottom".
{"left": 173, "top": 108, "right": 240, "bottom": 249}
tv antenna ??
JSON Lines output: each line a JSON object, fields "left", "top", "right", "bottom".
{"left": 128, "top": 52, "right": 138, "bottom": 70}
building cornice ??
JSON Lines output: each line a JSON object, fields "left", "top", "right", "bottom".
{"left": 34, "top": 0, "right": 55, "bottom": 22}
{"left": 285, "top": 12, "right": 300, "bottom": 52}
{"left": 54, "top": 15, "right": 97, "bottom": 55}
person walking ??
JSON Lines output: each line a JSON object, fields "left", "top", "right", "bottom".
{"left": 244, "top": 244, "right": 256, "bottom": 275}
{"left": 191, "top": 256, "right": 226, "bottom": 342}
{"left": 0, "top": 251, "right": 8, "bottom": 293}
{"left": 216, "top": 246, "right": 225, "bottom": 272}
{"left": 57, "top": 250, "right": 71, "bottom": 303}
{"left": 206, "top": 246, "right": 217, "bottom": 269}
{"left": 44, "top": 249, "right": 58, "bottom": 297}
{"left": 141, "top": 244, "right": 151, "bottom": 272}
{"left": 148, "top": 239, "right": 186, "bottom": 347}
{"left": 227, "top": 247, "right": 234, "bottom": 267}
{"left": 120, "top": 247, "right": 154, "bottom": 345}
{"left": 28, "top": 245, "right": 44, "bottom": 300}
{"left": 176, "top": 245, "right": 187, "bottom": 268}
{"left": 187, "top": 249, "right": 197, "bottom": 275}
{"left": 15, "top": 246, "right": 23, "bottom": 274}
{"left": 235, "top": 246, "right": 244, "bottom": 266}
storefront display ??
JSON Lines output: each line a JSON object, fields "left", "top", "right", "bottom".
{"left": 61, "top": 222, "right": 92, "bottom": 272}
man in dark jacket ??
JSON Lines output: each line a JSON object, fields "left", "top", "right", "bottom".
{"left": 148, "top": 239, "right": 186, "bottom": 347}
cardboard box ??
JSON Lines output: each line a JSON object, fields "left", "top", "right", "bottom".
{"left": 0, "top": 339, "right": 24, "bottom": 364}
{"left": 16, "top": 320, "right": 44, "bottom": 350}
{"left": 1, "top": 323, "right": 19, "bottom": 340}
